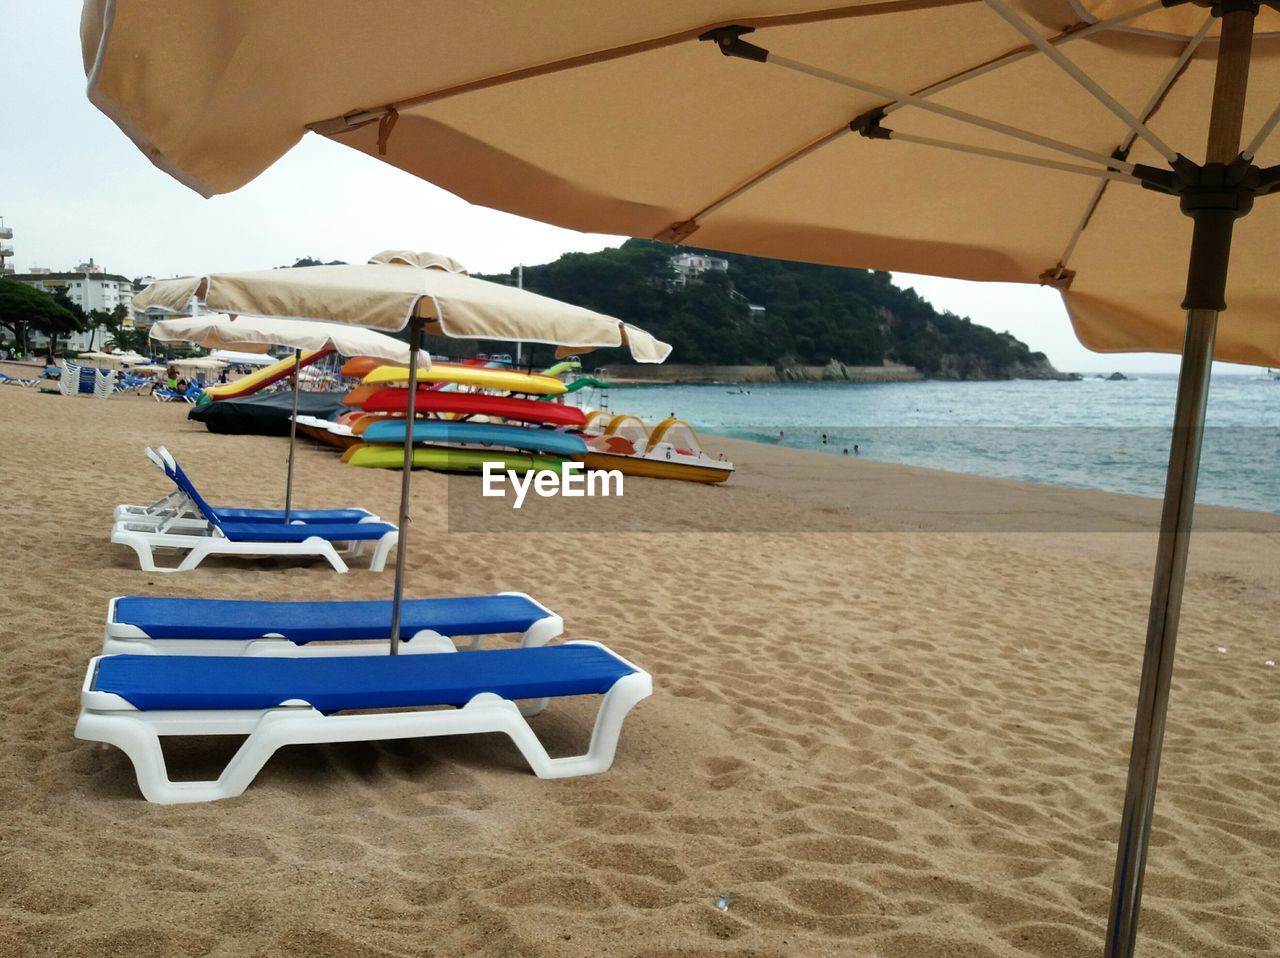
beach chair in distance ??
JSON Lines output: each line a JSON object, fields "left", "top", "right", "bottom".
{"left": 76, "top": 642, "right": 652, "bottom": 804}
{"left": 0, "top": 371, "right": 38, "bottom": 387}
{"left": 116, "top": 448, "right": 378, "bottom": 527}
{"left": 102, "top": 592, "right": 564, "bottom": 656}
{"left": 111, "top": 453, "right": 399, "bottom": 572}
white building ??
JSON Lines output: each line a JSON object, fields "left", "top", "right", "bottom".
{"left": 670, "top": 251, "right": 729, "bottom": 286}
{"left": 0, "top": 219, "right": 13, "bottom": 277}
{"left": 12, "top": 261, "right": 135, "bottom": 352}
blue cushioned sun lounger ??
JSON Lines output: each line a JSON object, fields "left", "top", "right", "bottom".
{"left": 117, "top": 446, "right": 376, "bottom": 526}
{"left": 103, "top": 592, "right": 563, "bottom": 655}
{"left": 112, "top": 455, "right": 399, "bottom": 573}
{"left": 76, "top": 642, "right": 651, "bottom": 804}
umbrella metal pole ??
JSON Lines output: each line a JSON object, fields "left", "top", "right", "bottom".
{"left": 1104, "top": 7, "right": 1255, "bottom": 956}
{"left": 388, "top": 318, "right": 424, "bottom": 654}
{"left": 284, "top": 347, "right": 302, "bottom": 522}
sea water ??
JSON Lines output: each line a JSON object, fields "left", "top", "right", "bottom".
{"left": 600, "top": 373, "right": 1280, "bottom": 514}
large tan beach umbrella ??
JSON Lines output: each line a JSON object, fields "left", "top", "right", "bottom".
{"left": 83, "top": 2, "right": 1279, "bottom": 951}
{"left": 149, "top": 313, "right": 432, "bottom": 523}
{"left": 135, "top": 252, "right": 670, "bottom": 361}
{"left": 135, "top": 255, "right": 669, "bottom": 651}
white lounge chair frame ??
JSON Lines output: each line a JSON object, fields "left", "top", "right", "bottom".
{"left": 101, "top": 591, "right": 564, "bottom": 656}
{"left": 110, "top": 517, "right": 396, "bottom": 574}
{"left": 61, "top": 359, "right": 116, "bottom": 399}
{"left": 76, "top": 641, "right": 652, "bottom": 804}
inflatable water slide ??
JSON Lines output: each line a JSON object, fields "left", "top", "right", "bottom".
{"left": 200, "top": 348, "right": 334, "bottom": 400}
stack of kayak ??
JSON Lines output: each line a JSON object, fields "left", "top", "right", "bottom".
{"left": 290, "top": 355, "right": 733, "bottom": 484}
{"left": 339, "top": 360, "right": 590, "bottom": 473}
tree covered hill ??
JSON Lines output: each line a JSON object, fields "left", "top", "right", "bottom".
{"left": 478, "top": 239, "right": 1059, "bottom": 380}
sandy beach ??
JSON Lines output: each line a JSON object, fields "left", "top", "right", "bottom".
{"left": 1, "top": 372, "right": 1277, "bottom": 958}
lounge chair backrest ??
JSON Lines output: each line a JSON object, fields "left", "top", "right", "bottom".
{"left": 143, "top": 447, "right": 167, "bottom": 472}
{"left": 158, "top": 450, "right": 224, "bottom": 531}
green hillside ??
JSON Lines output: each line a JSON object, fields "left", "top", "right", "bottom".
{"left": 478, "top": 239, "right": 1058, "bottom": 380}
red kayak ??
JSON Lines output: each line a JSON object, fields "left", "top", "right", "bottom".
{"left": 361, "top": 387, "right": 587, "bottom": 427}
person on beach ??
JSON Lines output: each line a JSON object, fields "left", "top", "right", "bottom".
{"left": 854, "top": 444, "right": 860, "bottom": 455}
{"left": 821, "top": 433, "right": 828, "bottom": 445}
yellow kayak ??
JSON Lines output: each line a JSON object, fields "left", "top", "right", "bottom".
{"left": 362, "top": 363, "right": 567, "bottom": 395}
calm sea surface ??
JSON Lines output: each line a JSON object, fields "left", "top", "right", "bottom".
{"left": 598, "top": 373, "right": 1280, "bottom": 514}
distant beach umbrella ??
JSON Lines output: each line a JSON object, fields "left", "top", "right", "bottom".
{"left": 134, "top": 253, "right": 671, "bottom": 363}
{"left": 167, "top": 356, "right": 227, "bottom": 371}
{"left": 109, "top": 350, "right": 151, "bottom": 365}
{"left": 82, "top": 3, "right": 1279, "bottom": 950}
{"left": 76, "top": 350, "right": 117, "bottom": 366}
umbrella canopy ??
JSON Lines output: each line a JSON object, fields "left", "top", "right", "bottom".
{"left": 169, "top": 356, "right": 227, "bottom": 371}
{"left": 208, "top": 349, "right": 282, "bottom": 366}
{"left": 76, "top": 351, "right": 116, "bottom": 364}
{"left": 133, "top": 252, "right": 670, "bottom": 362}
{"left": 79, "top": 351, "right": 150, "bottom": 369}
{"left": 150, "top": 314, "right": 433, "bottom": 366}
{"left": 83, "top": 0, "right": 1279, "bottom": 366}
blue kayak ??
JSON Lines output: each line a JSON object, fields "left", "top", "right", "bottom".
{"left": 362, "top": 419, "right": 588, "bottom": 456}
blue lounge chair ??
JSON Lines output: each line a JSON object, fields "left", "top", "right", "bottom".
{"left": 112, "top": 453, "right": 398, "bottom": 572}
{"left": 117, "top": 447, "right": 378, "bottom": 527}
{"left": 102, "top": 592, "right": 563, "bottom": 655}
{"left": 0, "top": 371, "right": 38, "bottom": 387}
{"left": 75, "top": 642, "right": 652, "bottom": 803}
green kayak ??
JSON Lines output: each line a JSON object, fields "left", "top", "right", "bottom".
{"left": 346, "top": 444, "right": 567, "bottom": 474}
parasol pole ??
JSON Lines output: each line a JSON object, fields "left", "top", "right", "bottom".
{"left": 283, "top": 347, "right": 302, "bottom": 522}
{"left": 516, "top": 264, "right": 524, "bottom": 368}
{"left": 1104, "top": 5, "right": 1258, "bottom": 955}
{"left": 388, "top": 317, "right": 425, "bottom": 654}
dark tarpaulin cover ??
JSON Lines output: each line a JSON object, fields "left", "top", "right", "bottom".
{"left": 188, "top": 391, "right": 347, "bottom": 436}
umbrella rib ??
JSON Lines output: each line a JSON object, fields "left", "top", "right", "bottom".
{"left": 766, "top": 54, "right": 1135, "bottom": 172}
{"left": 1242, "top": 98, "right": 1280, "bottom": 160}
{"left": 308, "top": 0, "right": 981, "bottom": 133}
{"left": 656, "top": 1, "right": 1159, "bottom": 241}
{"left": 982, "top": 0, "right": 1180, "bottom": 164}
{"left": 1051, "top": 17, "right": 1212, "bottom": 275}
{"left": 880, "top": 0, "right": 1165, "bottom": 119}
{"left": 886, "top": 132, "right": 1141, "bottom": 183}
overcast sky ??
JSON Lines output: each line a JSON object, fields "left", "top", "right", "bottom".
{"left": 0, "top": 3, "right": 1259, "bottom": 374}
